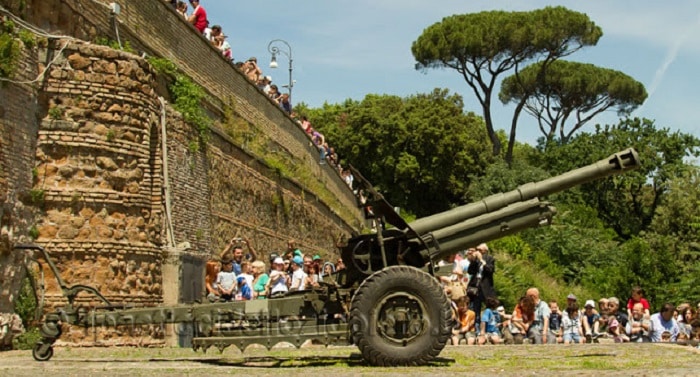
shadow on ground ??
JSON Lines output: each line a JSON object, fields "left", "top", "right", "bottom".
{"left": 191, "top": 354, "right": 455, "bottom": 368}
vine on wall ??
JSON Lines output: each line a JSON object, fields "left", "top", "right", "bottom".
{"left": 147, "top": 57, "right": 211, "bottom": 148}
{"left": 0, "top": 20, "right": 21, "bottom": 79}
{"left": 0, "top": 18, "right": 41, "bottom": 81}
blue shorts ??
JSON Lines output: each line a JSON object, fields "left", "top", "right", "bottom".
{"left": 564, "top": 333, "right": 581, "bottom": 343}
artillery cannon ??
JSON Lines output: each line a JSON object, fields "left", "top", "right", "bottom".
{"left": 22, "top": 148, "right": 640, "bottom": 365}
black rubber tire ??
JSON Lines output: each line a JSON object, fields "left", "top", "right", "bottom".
{"left": 32, "top": 343, "right": 54, "bottom": 362}
{"left": 349, "top": 265, "right": 452, "bottom": 366}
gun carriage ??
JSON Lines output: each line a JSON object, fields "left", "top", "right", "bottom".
{"left": 21, "top": 148, "right": 640, "bottom": 366}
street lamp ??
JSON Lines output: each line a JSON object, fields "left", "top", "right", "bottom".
{"left": 267, "top": 39, "right": 293, "bottom": 105}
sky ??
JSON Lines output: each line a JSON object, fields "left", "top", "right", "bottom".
{"left": 202, "top": 0, "right": 700, "bottom": 145}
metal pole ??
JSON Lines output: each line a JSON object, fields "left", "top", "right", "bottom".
{"left": 267, "top": 39, "right": 293, "bottom": 105}
{"left": 288, "top": 55, "right": 293, "bottom": 105}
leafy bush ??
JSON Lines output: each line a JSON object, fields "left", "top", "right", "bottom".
{"left": 0, "top": 32, "right": 20, "bottom": 78}
{"left": 12, "top": 327, "right": 40, "bottom": 350}
{"left": 14, "top": 272, "right": 37, "bottom": 328}
{"left": 12, "top": 272, "right": 39, "bottom": 350}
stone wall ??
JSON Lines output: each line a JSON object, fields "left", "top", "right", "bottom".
{"left": 34, "top": 41, "right": 166, "bottom": 314}
{"left": 0, "top": 0, "right": 360, "bottom": 220}
{"left": 0, "top": 42, "right": 40, "bottom": 313}
{"left": 0, "top": 0, "right": 364, "bottom": 346}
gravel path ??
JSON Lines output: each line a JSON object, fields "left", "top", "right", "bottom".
{"left": 1, "top": 343, "right": 699, "bottom": 376}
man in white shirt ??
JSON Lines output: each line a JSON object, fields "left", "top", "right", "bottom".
{"left": 649, "top": 302, "right": 680, "bottom": 342}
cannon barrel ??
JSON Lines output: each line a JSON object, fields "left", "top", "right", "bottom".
{"left": 427, "top": 199, "right": 556, "bottom": 258}
{"left": 409, "top": 148, "right": 640, "bottom": 236}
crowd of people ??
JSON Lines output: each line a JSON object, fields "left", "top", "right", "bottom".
{"left": 164, "top": 0, "right": 354, "bottom": 190}
{"left": 204, "top": 238, "right": 345, "bottom": 302}
{"left": 202, "top": 235, "right": 700, "bottom": 349}
{"left": 162, "top": 1, "right": 700, "bottom": 348}
{"left": 441, "top": 244, "right": 700, "bottom": 347}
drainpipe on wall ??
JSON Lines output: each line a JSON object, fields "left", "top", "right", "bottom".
{"left": 158, "top": 96, "right": 187, "bottom": 346}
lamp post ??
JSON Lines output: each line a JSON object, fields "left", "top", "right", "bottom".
{"left": 267, "top": 39, "right": 293, "bottom": 105}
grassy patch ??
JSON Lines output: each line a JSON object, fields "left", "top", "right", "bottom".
{"left": 219, "top": 110, "right": 360, "bottom": 229}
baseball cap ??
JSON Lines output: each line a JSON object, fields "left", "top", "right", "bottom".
{"left": 313, "top": 254, "right": 321, "bottom": 261}
{"left": 273, "top": 257, "right": 284, "bottom": 265}
{"left": 567, "top": 293, "right": 577, "bottom": 300}
{"left": 293, "top": 249, "right": 303, "bottom": 257}
{"left": 585, "top": 299, "right": 595, "bottom": 308}
{"left": 496, "top": 306, "right": 505, "bottom": 312}
{"left": 292, "top": 255, "right": 303, "bottom": 266}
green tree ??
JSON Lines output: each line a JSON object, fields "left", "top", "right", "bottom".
{"left": 616, "top": 234, "right": 693, "bottom": 308}
{"left": 650, "top": 166, "right": 700, "bottom": 245}
{"left": 499, "top": 60, "right": 647, "bottom": 146}
{"left": 536, "top": 118, "right": 700, "bottom": 239}
{"left": 412, "top": 6, "right": 602, "bottom": 159}
{"left": 466, "top": 157, "right": 550, "bottom": 201}
{"left": 647, "top": 166, "right": 700, "bottom": 287}
{"left": 608, "top": 168, "right": 700, "bottom": 307}
{"left": 308, "top": 89, "right": 492, "bottom": 217}
{"left": 522, "top": 203, "right": 620, "bottom": 285}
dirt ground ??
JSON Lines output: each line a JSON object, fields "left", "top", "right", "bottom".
{"left": 1, "top": 342, "right": 699, "bottom": 376}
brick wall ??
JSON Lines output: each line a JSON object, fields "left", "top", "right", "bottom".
{"left": 0, "top": 0, "right": 364, "bottom": 323}
{"left": 0, "top": 45, "right": 40, "bottom": 313}
{"left": 0, "top": 0, "right": 360, "bottom": 220}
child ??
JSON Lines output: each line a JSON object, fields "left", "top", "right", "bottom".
{"left": 562, "top": 303, "right": 583, "bottom": 344}
{"left": 451, "top": 295, "right": 476, "bottom": 345}
{"left": 548, "top": 301, "right": 563, "bottom": 344}
{"left": 606, "top": 314, "right": 623, "bottom": 342}
{"left": 627, "top": 286, "right": 651, "bottom": 319}
{"left": 304, "top": 262, "right": 320, "bottom": 289}
{"left": 496, "top": 305, "right": 513, "bottom": 344}
{"left": 236, "top": 276, "right": 252, "bottom": 301}
{"left": 216, "top": 257, "right": 237, "bottom": 301}
{"left": 478, "top": 297, "right": 502, "bottom": 345}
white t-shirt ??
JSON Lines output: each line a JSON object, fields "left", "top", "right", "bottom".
{"left": 216, "top": 271, "right": 237, "bottom": 292}
{"left": 562, "top": 314, "right": 581, "bottom": 336}
{"left": 269, "top": 270, "right": 288, "bottom": 294}
{"left": 240, "top": 273, "right": 254, "bottom": 288}
{"left": 291, "top": 269, "right": 307, "bottom": 291}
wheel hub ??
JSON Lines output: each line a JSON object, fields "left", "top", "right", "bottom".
{"left": 375, "top": 292, "right": 427, "bottom": 344}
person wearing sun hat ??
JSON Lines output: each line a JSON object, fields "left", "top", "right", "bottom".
{"left": 562, "top": 293, "right": 582, "bottom": 322}
{"left": 582, "top": 299, "right": 602, "bottom": 342}
{"left": 268, "top": 257, "right": 288, "bottom": 296}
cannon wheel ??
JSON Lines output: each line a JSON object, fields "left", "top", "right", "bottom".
{"left": 32, "top": 343, "right": 54, "bottom": 361}
{"left": 349, "top": 265, "right": 452, "bottom": 366}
